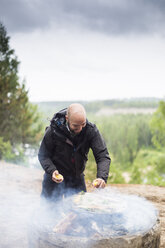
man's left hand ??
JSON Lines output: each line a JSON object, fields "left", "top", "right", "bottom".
{"left": 92, "top": 178, "right": 106, "bottom": 188}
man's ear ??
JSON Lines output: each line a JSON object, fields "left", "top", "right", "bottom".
{"left": 65, "top": 115, "right": 68, "bottom": 121}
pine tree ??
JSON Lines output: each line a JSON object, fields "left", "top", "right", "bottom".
{"left": 150, "top": 100, "right": 165, "bottom": 149}
{"left": 0, "top": 22, "right": 43, "bottom": 158}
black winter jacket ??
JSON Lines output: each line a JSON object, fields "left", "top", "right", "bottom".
{"left": 38, "top": 109, "right": 111, "bottom": 182}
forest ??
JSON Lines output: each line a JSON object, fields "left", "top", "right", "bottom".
{"left": 86, "top": 110, "right": 165, "bottom": 186}
{"left": 0, "top": 22, "right": 165, "bottom": 187}
{"left": 36, "top": 101, "right": 165, "bottom": 186}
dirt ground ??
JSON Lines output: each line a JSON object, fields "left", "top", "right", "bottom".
{"left": 0, "top": 161, "right": 164, "bottom": 248}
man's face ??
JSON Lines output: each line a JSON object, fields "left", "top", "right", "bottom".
{"left": 68, "top": 120, "right": 86, "bottom": 134}
{"left": 66, "top": 114, "right": 86, "bottom": 135}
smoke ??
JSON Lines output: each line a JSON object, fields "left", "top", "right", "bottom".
{"left": 30, "top": 188, "right": 158, "bottom": 243}
{"left": 0, "top": 189, "right": 40, "bottom": 248}
{"left": 101, "top": 188, "right": 158, "bottom": 233}
{"left": 0, "top": 174, "right": 158, "bottom": 248}
{"left": 0, "top": 161, "right": 41, "bottom": 248}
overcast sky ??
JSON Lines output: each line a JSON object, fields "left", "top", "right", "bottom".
{"left": 1, "top": 0, "right": 165, "bottom": 101}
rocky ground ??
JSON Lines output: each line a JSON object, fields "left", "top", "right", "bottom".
{"left": 0, "top": 161, "right": 164, "bottom": 248}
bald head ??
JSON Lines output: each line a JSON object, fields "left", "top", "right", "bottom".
{"left": 66, "top": 103, "right": 86, "bottom": 134}
{"left": 67, "top": 103, "right": 86, "bottom": 119}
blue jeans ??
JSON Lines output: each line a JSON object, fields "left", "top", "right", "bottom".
{"left": 41, "top": 173, "right": 87, "bottom": 200}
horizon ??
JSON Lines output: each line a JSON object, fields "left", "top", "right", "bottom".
{"left": 32, "top": 96, "right": 164, "bottom": 103}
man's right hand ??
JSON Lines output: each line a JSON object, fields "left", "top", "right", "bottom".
{"left": 52, "top": 170, "right": 64, "bottom": 183}
{"left": 92, "top": 178, "right": 106, "bottom": 188}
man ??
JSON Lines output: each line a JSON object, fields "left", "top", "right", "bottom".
{"left": 38, "top": 103, "right": 111, "bottom": 200}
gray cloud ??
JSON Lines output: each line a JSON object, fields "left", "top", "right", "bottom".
{"left": 0, "top": 0, "right": 165, "bottom": 35}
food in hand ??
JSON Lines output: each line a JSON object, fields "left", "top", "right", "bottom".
{"left": 55, "top": 174, "right": 63, "bottom": 180}
{"left": 93, "top": 180, "right": 99, "bottom": 187}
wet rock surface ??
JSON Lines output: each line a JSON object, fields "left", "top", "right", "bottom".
{"left": 0, "top": 161, "right": 164, "bottom": 248}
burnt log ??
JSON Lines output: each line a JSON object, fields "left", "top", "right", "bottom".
{"left": 53, "top": 212, "right": 77, "bottom": 234}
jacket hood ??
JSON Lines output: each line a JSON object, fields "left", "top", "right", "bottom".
{"left": 50, "top": 108, "right": 67, "bottom": 128}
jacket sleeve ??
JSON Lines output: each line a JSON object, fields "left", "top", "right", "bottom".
{"left": 38, "top": 127, "right": 57, "bottom": 175}
{"left": 90, "top": 125, "right": 111, "bottom": 183}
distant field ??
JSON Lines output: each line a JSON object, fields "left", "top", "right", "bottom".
{"left": 36, "top": 98, "right": 161, "bottom": 117}
{"left": 96, "top": 107, "right": 157, "bottom": 116}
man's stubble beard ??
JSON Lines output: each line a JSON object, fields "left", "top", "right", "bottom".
{"left": 67, "top": 121, "right": 80, "bottom": 136}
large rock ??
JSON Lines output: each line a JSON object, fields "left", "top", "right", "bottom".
{"left": 28, "top": 218, "right": 160, "bottom": 248}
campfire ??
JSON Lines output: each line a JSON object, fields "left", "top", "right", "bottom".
{"left": 52, "top": 191, "right": 129, "bottom": 238}
{"left": 28, "top": 188, "right": 160, "bottom": 248}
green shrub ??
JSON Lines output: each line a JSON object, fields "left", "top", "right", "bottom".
{"left": 130, "top": 149, "right": 165, "bottom": 186}
{"left": 129, "top": 164, "right": 143, "bottom": 184}
{"left": 0, "top": 137, "right": 13, "bottom": 160}
{"left": 108, "top": 163, "right": 126, "bottom": 184}
{"left": 156, "top": 155, "right": 165, "bottom": 174}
